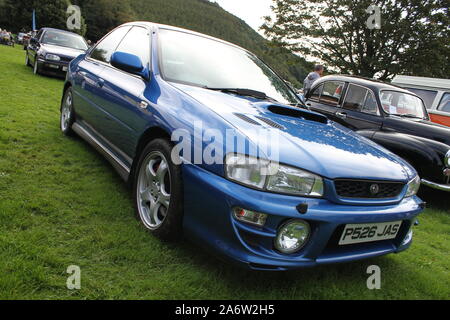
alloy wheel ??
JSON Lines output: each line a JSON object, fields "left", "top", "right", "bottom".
{"left": 137, "top": 151, "right": 172, "bottom": 229}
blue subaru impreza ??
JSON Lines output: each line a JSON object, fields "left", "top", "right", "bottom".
{"left": 60, "top": 22, "right": 424, "bottom": 270}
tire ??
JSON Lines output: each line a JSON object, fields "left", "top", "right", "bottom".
{"left": 25, "top": 53, "right": 30, "bottom": 67}
{"left": 132, "top": 138, "right": 184, "bottom": 241}
{"left": 60, "top": 87, "right": 75, "bottom": 136}
{"left": 33, "top": 59, "right": 40, "bottom": 75}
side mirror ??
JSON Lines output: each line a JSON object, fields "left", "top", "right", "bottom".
{"left": 111, "top": 51, "right": 148, "bottom": 79}
{"left": 30, "top": 38, "right": 38, "bottom": 45}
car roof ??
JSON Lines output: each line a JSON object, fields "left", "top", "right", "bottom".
{"left": 317, "top": 75, "right": 417, "bottom": 95}
{"left": 39, "top": 27, "right": 84, "bottom": 37}
{"left": 392, "top": 75, "right": 450, "bottom": 91}
{"left": 121, "top": 21, "right": 250, "bottom": 53}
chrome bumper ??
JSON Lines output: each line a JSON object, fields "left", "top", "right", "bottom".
{"left": 421, "top": 179, "right": 450, "bottom": 192}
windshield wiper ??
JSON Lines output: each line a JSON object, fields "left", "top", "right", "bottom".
{"left": 204, "top": 87, "right": 278, "bottom": 102}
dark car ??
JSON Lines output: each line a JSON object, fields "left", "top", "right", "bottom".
{"left": 25, "top": 28, "right": 88, "bottom": 77}
{"left": 304, "top": 75, "right": 450, "bottom": 192}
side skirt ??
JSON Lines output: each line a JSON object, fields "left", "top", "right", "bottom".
{"left": 72, "top": 122, "right": 131, "bottom": 181}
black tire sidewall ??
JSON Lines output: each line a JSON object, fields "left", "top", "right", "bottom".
{"left": 60, "top": 87, "right": 75, "bottom": 136}
{"left": 132, "top": 138, "right": 184, "bottom": 241}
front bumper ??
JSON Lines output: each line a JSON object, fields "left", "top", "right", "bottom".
{"left": 37, "top": 58, "right": 69, "bottom": 76}
{"left": 421, "top": 179, "right": 450, "bottom": 192}
{"left": 182, "top": 163, "right": 424, "bottom": 270}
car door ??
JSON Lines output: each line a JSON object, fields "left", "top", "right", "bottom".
{"left": 94, "top": 26, "right": 152, "bottom": 157}
{"left": 334, "top": 83, "right": 383, "bottom": 131}
{"left": 307, "top": 80, "right": 345, "bottom": 122}
{"left": 72, "top": 26, "right": 131, "bottom": 134}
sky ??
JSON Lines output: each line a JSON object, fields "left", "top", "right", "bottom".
{"left": 212, "top": 0, "right": 273, "bottom": 34}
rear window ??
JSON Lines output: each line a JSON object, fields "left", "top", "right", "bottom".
{"left": 404, "top": 87, "right": 438, "bottom": 109}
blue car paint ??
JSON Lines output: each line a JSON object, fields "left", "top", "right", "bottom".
{"left": 65, "top": 22, "right": 423, "bottom": 270}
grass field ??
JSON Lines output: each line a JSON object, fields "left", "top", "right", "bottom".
{"left": 0, "top": 45, "right": 449, "bottom": 300}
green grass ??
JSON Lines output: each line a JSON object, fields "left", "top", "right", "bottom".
{"left": 0, "top": 45, "right": 449, "bottom": 300}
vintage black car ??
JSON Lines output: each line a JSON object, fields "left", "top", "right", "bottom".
{"left": 25, "top": 28, "right": 88, "bottom": 77}
{"left": 303, "top": 75, "right": 450, "bottom": 192}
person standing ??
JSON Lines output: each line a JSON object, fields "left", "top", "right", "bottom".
{"left": 303, "top": 65, "right": 324, "bottom": 95}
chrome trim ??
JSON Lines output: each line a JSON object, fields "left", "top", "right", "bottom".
{"left": 72, "top": 122, "right": 130, "bottom": 181}
{"left": 445, "top": 150, "right": 450, "bottom": 168}
{"left": 421, "top": 179, "right": 450, "bottom": 192}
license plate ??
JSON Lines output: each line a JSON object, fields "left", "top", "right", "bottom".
{"left": 62, "top": 66, "right": 68, "bottom": 72}
{"left": 339, "top": 221, "right": 402, "bottom": 245}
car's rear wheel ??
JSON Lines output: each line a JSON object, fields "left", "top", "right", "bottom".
{"left": 133, "top": 139, "right": 183, "bottom": 241}
{"left": 60, "top": 88, "right": 75, "bottom": 136}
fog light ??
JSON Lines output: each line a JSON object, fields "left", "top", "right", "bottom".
{"left": 275, "top": 220, "right": 310, "bottom": 254}
{"left": 233, "top": 208, "right": 267, "bottom": 227}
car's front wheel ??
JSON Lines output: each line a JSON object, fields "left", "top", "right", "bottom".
{"left": 25, "top": 53, "right": 30, "bottom": 67}
{"left": 60, "top": 88, "right": 75, "bottom": 136}
{"left": 133, "top": 139, "right": 184, "bottom": 241}
{"left": 33, "top": 59, "right": 40, "bottom": 75}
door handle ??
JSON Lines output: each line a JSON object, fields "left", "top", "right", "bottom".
{"left": 336, "top": 112, "right": 347, "bottom": 119}
{"left": 97, "top": 78, "right": 105, "bottom": 88}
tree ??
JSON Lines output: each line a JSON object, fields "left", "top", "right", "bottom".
{"left": 1, "top": 0, "right": 71, "bottom": 32}
{"left": 79, "top": 0, "right": 135, "bottom": 41}
{"left": 261, "top": 0, "right": 450, "bottom": 80}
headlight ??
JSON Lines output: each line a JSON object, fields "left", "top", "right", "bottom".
{"left": 405, "top": 175, "right": 421, "bottom": 197}
{"left": 225, "top": 154, "right": 324, "bottom": 197}
{"left": 274, "top": 220, "right": 310, "bottom": 254}
{"left": 45, "top": 54, "right": 60, "bottom": 61}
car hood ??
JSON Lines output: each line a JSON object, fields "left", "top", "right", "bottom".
{"left": 172, "top": 83, "right": 414, "bottom": 181}
{"left": 41, "top": 44, "right": 86, "bottom": 59}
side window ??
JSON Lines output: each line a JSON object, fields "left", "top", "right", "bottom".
{"left": 438, "top": 93, "right": 450, "bottom": 112}
{"left": 343, "top": 84, "right": 379, "bottom": 115}
{"left": 320, "top": 81, "right": 344, "bottom": 106}
{"left": 362, "top": 91, "right": 379, "bottom": 115}
{"left": 115, "top": 27, "right": 150, "bottom": 68}
{"left": 309, "top": 84, "right": 323, "bottom": 101}
{"left": 90, "top": 26, "right": 131, "bottom": 63}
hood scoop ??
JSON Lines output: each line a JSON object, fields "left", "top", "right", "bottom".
{"left": 268, "top": 105, "right": 328, "bottom": 124}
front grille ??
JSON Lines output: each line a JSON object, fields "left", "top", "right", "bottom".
{"left": 334, "top": 180, "right": 404, "bottom": 199}
{"left": 59, "top": 56, "right": 73, "bottom": 63}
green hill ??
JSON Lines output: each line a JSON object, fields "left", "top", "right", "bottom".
{"left": 129, "top": 0, "right": 312, "bottom": 86}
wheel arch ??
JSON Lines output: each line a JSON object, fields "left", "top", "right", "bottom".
{"left": 129, "top": 126, "right": 172, "bottom": 185}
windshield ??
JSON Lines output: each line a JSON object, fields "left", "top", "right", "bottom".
{"left": 380, "top": 90, "right": 427, "bottom": 119}
{"left": 158, "top": 29, "right": 300, "bottom": 105}
{"left": 41, "top": 30, "right": 88, "bottom": 50}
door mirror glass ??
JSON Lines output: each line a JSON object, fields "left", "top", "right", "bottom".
{"left": 111, "top": 51, "right": 144, "bottom": 75}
